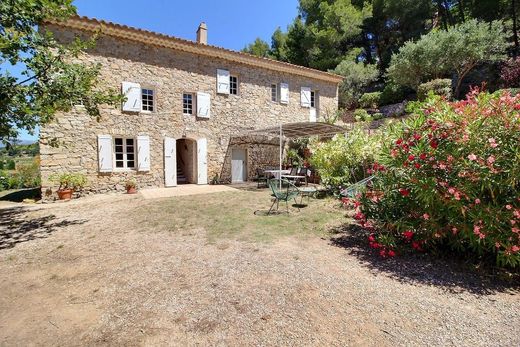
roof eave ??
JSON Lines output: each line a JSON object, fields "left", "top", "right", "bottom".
{"left": 44, "top": 16, "right": 345, "bottom": 84}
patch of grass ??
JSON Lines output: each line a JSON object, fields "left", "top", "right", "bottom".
{"left": 135, "top": 191, "right": 346, "bottom": 243}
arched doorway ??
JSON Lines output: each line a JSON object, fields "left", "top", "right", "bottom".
{"left": 176, "top": 138, "right": 197, "bottom": 184}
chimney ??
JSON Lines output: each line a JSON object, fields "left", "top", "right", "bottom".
{"left": 196, "top": 22, "right": 207, "bottom": 45}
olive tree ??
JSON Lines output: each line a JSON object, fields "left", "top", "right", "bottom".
{"left": 387, "top": 20, "right": 509, "bottom": 97}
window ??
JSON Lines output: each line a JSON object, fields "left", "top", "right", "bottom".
{"left": 141, "top": 88, "right": 154, "bottom": 112}
{"left": 310, "top": 91, "right": 316, "bottom": 108}
{"left": 183, "top": 93, "right": 194, "bottom": 115}
{"left": 230, "top": 75, "right": 238, "bottom": 95}
{"left": 271, "top": 84, "right": 278, "bottom": 102}
{"left": 114, "top": 137, "right": 135, "bottom": 169}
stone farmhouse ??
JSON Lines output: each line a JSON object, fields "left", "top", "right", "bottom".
{"left": 40, "top": 16, "right": 342, "bottom": 197}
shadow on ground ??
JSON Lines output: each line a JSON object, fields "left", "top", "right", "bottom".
{"left": 0, "top": 188, "right": 40, "bottom": 202}
{"left": 0, "top": 206, "right": 86, "bottom": 250}
{"left": 330, "top": 223, "right": 520, "bottom": 295}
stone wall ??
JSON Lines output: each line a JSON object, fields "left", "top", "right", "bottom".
{"left": 39, "top": 25, "right": 339, "bottom": 198}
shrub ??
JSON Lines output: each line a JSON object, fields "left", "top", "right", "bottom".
{"left": 372, "top": 113, "right": 384, "bottom": 121}
{"left": 417, "top": 79, "right": 452, "bottom": 101}
{"left": 334, "top": 55, "right": 379, "bottom": 109}
{"left": 353, "top": 109, "right": 370, "bottom": 122}
{"left": 309, "top": 126, "right": 385, "bottom": 189}
{"left": 50, "top": 172, "right": 87, "bottom": 191}
{"left": 359, "top": 92, "right": 382, "bottom": 109}
{"left": 15, "top": 159, "right": 40, "bottom": 188}
{"left": 500, "top": 57, "right": 520, "bottom": 88}
{"left": 357, "top": 90, "right": 520, "bottom": 268}
{"left": 380, "top": 83, "right": 408, "bottom": 105}
{"left": 6, "top": 159, "right": 15, "bottom": 170}
{"left": 0, "top": 161, "right": 3, "bottom": 170}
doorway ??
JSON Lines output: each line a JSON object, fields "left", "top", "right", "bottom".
{"left": 176, "top": 138, "right": 197, "bottom": 184}
{"left": 231, "top": 148, "right": 247, "bottom": 183}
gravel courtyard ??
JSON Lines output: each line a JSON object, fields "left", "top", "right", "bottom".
{"left": 0, "top": 189, "right": 518, "bottom": 346}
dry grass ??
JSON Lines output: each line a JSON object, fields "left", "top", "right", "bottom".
{"left": 0, "top": 188, "right": 518, "bottom": 346}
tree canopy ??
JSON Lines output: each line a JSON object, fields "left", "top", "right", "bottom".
{"left": 387, "top": 20, "right": 508, "bottom": 97}
{"left": 0, "top": 0, "right": 122, "bottom": 143}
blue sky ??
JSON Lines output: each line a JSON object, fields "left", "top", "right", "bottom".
{"left": 17, "top": 0, "right": 299, "bottom": 142}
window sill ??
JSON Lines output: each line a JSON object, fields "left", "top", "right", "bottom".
{"left": 112, "top": 168, "right": 137, "bottom": 173}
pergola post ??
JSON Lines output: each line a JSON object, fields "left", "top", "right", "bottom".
{"left": 279, "top": 123, "right": 282, "bottom": 189}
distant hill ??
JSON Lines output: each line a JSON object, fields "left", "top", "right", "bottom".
{"left": 0, "top": 139, "right": 37, "bottom": 148}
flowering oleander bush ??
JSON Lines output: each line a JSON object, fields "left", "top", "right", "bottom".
{"left": 357, "top": 90, "right": 520, "bottom": 268}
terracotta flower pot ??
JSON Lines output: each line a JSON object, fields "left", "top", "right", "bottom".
{"left": 57, "top": 189, "right": 73, "bottom": 200}
{"left": 126, "top": 187, "right": 137, "bottom": 194}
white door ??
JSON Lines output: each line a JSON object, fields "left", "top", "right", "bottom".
{"left": 231, "top": 149, "right": 247, "bottom": 183}
{"left": 164, "top": 137, "right": 177, "bottom": 187}
{"left": 309, "top": 108, "right": 317, "bottom": 122}
{"left": 197, "top": 138, "right": 208, "bottom": 185}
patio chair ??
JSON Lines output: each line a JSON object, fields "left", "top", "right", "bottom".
{"left": 298, "top": 167, "right": 309, "bottom": 186}
{"left": 340, "top": 176, "right": 375, "bottom": 198}
{"left": 267, "top": 178, "right": 300, "bottom": 214}
{"left": 255, "top": 168, "right": 268, "bottom": 188}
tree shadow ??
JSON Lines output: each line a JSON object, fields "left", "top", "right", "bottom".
{"left": 0, "top": 188, "right": 40, "bottom": 202}
{"left": 329, "top": 224, "right": 520, "bottom": 296}
{"left": 0, "top": 206, "right": 87, "bottom": 250}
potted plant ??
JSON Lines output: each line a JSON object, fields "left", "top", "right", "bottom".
{"left": 125, "top": 179, "right": 137, "bottom": 194}
{"left": 51, "top": 173, "right": 87, "bottom": 200}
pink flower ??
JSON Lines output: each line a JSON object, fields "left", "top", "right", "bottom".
{"left": 506, "top": 204, "right": 513, "bottom": 210}
{"left": 512, "top": 245, "right": 520, "bottom": 253}
{"left": 473, "top": 225, "right": 481, "bottom": 233}
{"left": 399, "top": 188, "right": 410, "bottom": 197}
{"left": 402, "top": 230, "right": 414, "bottom": 241}
{"left": 467, "top": 153, "right": 477, "bottom": 161}
{"left": 423, "top": 213, "right": 430, "bottom": 220}
{"left": 488, "top": 138, "right": 498, "bottom": 148}
{"left": 448, "top": 187, "right": 456, "bottom": 195}
{"left": 387, "top": 250, "right": 396, "bottom": 257}
{"left": 487, "top": 155, "right": 495, "bottom": 164}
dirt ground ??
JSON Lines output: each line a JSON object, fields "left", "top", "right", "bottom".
{"left": 0, "top": 189, "right": 518, "bottom": 346}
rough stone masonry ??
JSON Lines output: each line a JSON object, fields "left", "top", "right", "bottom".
{"left": 39, "top": 18, "right": 340, "bottom": 199}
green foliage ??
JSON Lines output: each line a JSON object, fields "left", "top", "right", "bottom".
{"left": 359, "top": 92, "right": 382, "bottom": 108}
{"left": 309, "top": 126, "right": 385, "bottom": 187}
{"left": 380, "top": 82, "right": 408, "bottom": 105}
{"left": 286, "top": 148, "right": 303, "bottom": 167}
{"left": 388, "top": 20, "right": 508, "bottom": 97}
{"left": 417, "top": 79, "right": 453, "bottom": 101}
{"left": 50, "top": 172, "right": 87, "bottom": 191}
{"left": 333, "top": 55, "right": 379, "bottom": 108}
{"left": 242, "top": 38, "right": 271, "bottom": 58}
{"left": 0, "top": 0, "right": 123, "bottom": 143}
{"left": 359, "top": 90, "right": 520, "bottom": 268}
{"left": 270, "top": 27, "right": 289, "bottom": 62}
{"left": 6, "top": 159, "right": 15, "bottom": 170}
{"left": 372, "top": 113, "right": 384, "bottom": 121}
{"left": 0, "top": 157, "right": 40, "bottom": 190}
{"left": 353, "top": 109, "right": 370, "bottom": 122}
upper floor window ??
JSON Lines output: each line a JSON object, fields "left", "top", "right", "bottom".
{"left": 230, "top": 75, "right": 238, "bottom": 95}
{"left": 271, "top": 84, "right": 278, "bottom": 102}
{"left": 183, "top": 93, "right": 194, "bottom": 115}
{"left": 141, "top": 88, "right": 154, "bottom": 112}
{"left": 114, "top": 137, "right": 135, "bottom": 169}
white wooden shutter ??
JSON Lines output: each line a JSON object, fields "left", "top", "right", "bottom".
{"left": 216, "top": 69, "right": 230, "bottom": 94}
{"left": 301, "top": 87, "right": 311, "bottom": 107}
{"left": 197, "top": 92, "right": 211, "bottom": 118}
{"left": 280, "top": 83, "right": 289, "bottom": 104}
{"left": 197, "top": 138, "right": 208, "bottom": 185}
{"left": 97, "top": 135, "right": 113, "bottom": 172}
{"left": 137, "top": 135, "right": 150, "bottom": 171}
{"left": 122, "top": 82, "right": 142, "bottom": 112}
{"left": 164, "top": 137, "right": 177, "bottom": 187}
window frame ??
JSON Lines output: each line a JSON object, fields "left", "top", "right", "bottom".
{"left": 229, "top": 75, "right": 238, "bottom": 95}
{"left": 113, "top": 137, "right": 136, "bottom": 170}
{"left": 182, "top": 92, "right": 195, "bottom": 115}
{"left": 271, "top": 84, "right": 278, "bottom": 102}
{"left": 141, "top": 88, "right": 155, "bottom": 112}
{"left": 310, "top": 90, "right": 316, "bottom": 108}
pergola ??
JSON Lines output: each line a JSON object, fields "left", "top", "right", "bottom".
{"left": 241, "top": 122, "right": 348, "bottom": 182}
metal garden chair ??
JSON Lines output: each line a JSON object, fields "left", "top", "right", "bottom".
{"left": 340, "top": 176, "right": 375, "bottom": 198}
{"left": 267, "top": 178, "right": 300, "bottom": 214}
